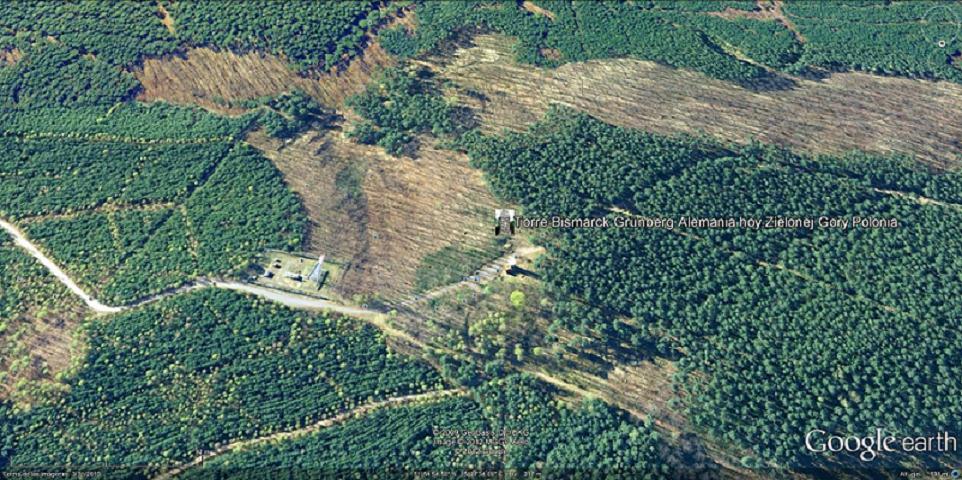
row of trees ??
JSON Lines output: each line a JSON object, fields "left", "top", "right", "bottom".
{"left": 182, "top": 145, "right": 305, "bottom": 274}
{"left": 169, "top": 0, "right": 385, "bottom": 71}
{"left": 0, "top": 138, "right": 228, "bottom": 218}
{"left": 1, "top": 103, "right": 253, "bottom": 142}
{"left": 99, "top": 208, "right": 200, "bottom": 305}
{"left": 3, "top": 290, "right": 443, "bottom": 473}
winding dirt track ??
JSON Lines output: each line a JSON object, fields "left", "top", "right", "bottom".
{"left": 153, "top": 388, "right": 467, "bottom": 480}
{"left": 0, "top": 217, "right": 390, "bottom": 318}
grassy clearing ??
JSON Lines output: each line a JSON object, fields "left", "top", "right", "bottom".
{"left": 0, "top": 232, "right": 85, "bottom": 407}
{"left": 413, "top": 238, "right": 507, "bottom": 293}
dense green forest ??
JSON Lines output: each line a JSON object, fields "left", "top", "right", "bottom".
{"left": 397, "top": 0, "right": 962, "bottom": 85}
{"left": 0, "top": 138, "right": 226, "bottom": 218}
{"left": 183, "top": 374, "right": 672, "bottom": 479}
{"left": 1, "top": 290, "right": 442, "bottom": 474}
{"left": 0, "top": 41, "right": 139, "bottom": 106}
{"left": 0, "top": 32, "right": 307, "bottom": 304}
{"left": 0, "top": 103, "right": 252, "bottom": 141}
{"left": 634, "top": 154, "right": 880, "bottom": 261}
{"left": 167, "top": 1, "right": 391, "bottom": 71}
{"left": 1, "top": 136, "right": 304, "bottom": 304}
{"left": 464, "top": 108, "right": 962, "bottom": 467}
{"left": 783, "top": 0, "right": 962, "bottom": 81}
{"left": 393, "top": 1, "right": 768, "bottom": 83}
{"left": 685, "top": 14, "right": 802, "bottom": 69}
{"left": 0, "top": 1, "right": 395, "bottom": 71}
{"left": 4, "top": 1, "right": 962, "bottom": 477}
{"left": 0, "top": 1, "right": 175, "bottom": 66}
{"left": 475, "top": 375, "right": 671, "bottom": 478}
{"left": 459, "top": 110, "right": 727, "bottom": 218}
{"left": 0, "top": 41, "right": 313, "bottom": 303}
{"left": 2, "top": 1, "right": 961, "bottom": 86}
{"left": 22, "top": 208, "right": 171, "bottom": 297}
{"left": 182, "top": 396, "right": 494, "bottom": 479}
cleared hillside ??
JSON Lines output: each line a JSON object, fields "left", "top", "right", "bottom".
{"left": 134, "top": 43, "right": 395, "bottom": 113}
{"left": 432, "top": 34, "right": 962, "bottom": 170}
{"left": 246, "top": 129, "right": 499, "bottom": 300}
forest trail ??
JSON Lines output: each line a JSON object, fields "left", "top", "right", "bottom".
{"left": 399, "top": 245, "right": 545, "bottom": 307}
{"left": 154, "top": 388, "right": 467, "bottom": 480}
{"left": 876, "top": 188, "right": 962, "bottom": 211}
{"left": 16, "top": 201, "right": 176, "bottom": 225}
{"left": 156, "top": 1, "right": 175, "bottom": 34}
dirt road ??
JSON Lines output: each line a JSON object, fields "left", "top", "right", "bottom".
{"left": 0, "top": 218, "right": 122, "bottom": 314}
{"left": 2, "top": 214, "right": 751, "bottom": 477}
{"left": 0, "top": 217, "right": 389, "bottom": 320}
{"left": 2, "top": 213, "right": 545, "bottom": 343}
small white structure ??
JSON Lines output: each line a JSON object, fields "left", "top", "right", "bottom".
{"left": 494, "top": 209, "right": 516, "bottom": 222}
{"left": 307, "top": 255, "right": 326, "bottom": 289}
{"left": 495, "top": 209, "right": 516, "bottom": 236}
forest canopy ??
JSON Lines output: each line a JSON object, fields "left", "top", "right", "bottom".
{"left": 464, "top": 108, "right": 962, "bottom": 467}
{"left": 2, "top": 1, "right": 962, "bottom": 477}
